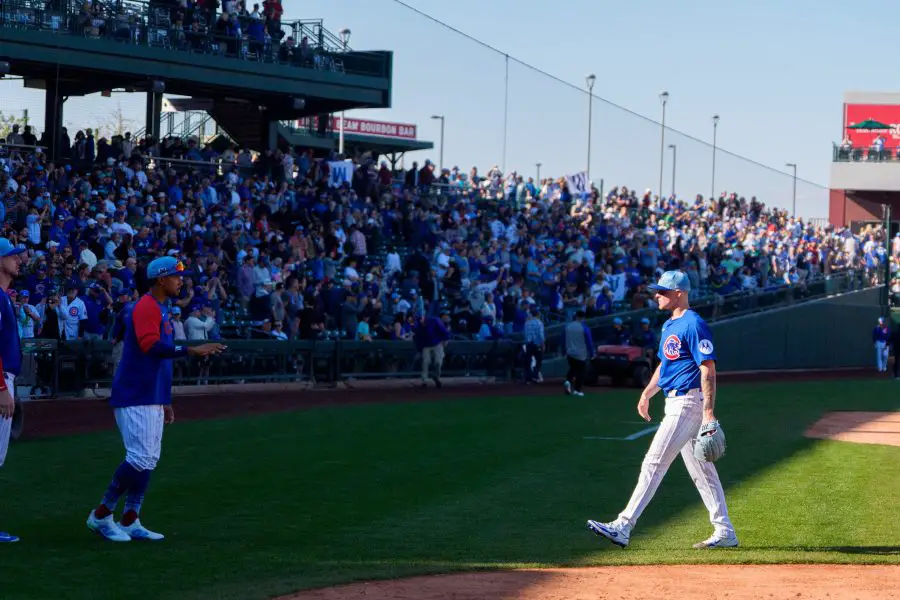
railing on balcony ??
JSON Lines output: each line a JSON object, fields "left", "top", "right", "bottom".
{"left": 833, "top": 142, "right": 900, "bottom": 163}
{"left": 134, "top": 110, "right": 217, "bottom": 142}
{"left": 0, "top": 0, "right": 389, "bottom": 78}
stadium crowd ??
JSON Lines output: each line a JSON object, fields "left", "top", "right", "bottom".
{"left": 0, "top": 126, "right": 889, "bottom": 347}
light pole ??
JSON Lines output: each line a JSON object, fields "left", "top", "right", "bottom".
{"left": 785, "top": 163, "right": 797, "bottom": 216}
{"left": 338, "top": 28, "right": 351, "bottom": 156}
{"left": 658, "top": 91, "right": 669, "bottom": 198}
{"left": 668, "top": 144, "right": 677, "bottom": 197}
{"left": 431, "top": 115, "right": 445, "bottom": 172}
{"left": 536, "top": 162, "right": 542, "bottom": 181}
{"left": 711, "top": 114, "right": 719, "bottom": 200}
{"left": 586, "top": 74, "right": 596, "bottom": 180}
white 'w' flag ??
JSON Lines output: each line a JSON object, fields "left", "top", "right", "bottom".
{"left": 566, "top": 171, "right": 589, "bottom": 195}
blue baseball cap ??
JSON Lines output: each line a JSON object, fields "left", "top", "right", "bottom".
{"left": 0, "top": 238, "right": 26, "bottom": 258}
{"left": 648, "top": 270, "right": 691, "bottom": 292}
{"left": 146, "top": 256, "right": 192, "bottom": 279}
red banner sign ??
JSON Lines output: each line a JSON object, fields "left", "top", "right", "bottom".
{"left": 295, "top": 116, "right": 417, "bottom": 140}
{"left": 843, "top": 103, "right": 900, "bottom": 146}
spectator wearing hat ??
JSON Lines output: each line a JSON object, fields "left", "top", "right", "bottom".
{"left": 632, "top": 317, "right": 657, "bottom": 351}
{"left": 57, "top": 284, "right": 87, "bottom": 341}
{"left": 170, "top": 307, "right": 186, "bottom": 341}
{"left": 82, "top": 283, "right": 112, "bottom": 341}
{"left": 605, "top": 317, "right": 631, "bottom": 345}
{"left": 185, "top": 305, "right": 216, "bottom": 341}
{"left": 184, "top": 305, "right": 216, "bottom": 385}
{"left": 13, "top": 290, "right": 40, "bottom": 340}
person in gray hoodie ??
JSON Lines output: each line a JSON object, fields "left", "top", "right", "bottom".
{"left": 564, "top": 310, "right": 594, "bottom": 397}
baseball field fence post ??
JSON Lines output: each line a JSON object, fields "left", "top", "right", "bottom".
{"left": 52, "top": 342, "right": 59, "bottom": 396}
{"left": 884, "top": 203, "right": 892, "bottom": 309}
{"left": 333, "top": 339, "right": 341, "bottom": 384}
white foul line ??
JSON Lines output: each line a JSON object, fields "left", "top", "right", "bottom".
{"left": 583, "top": 424, "right": 659, "bottom": 442}
{"left": 625, "top": 425, "right": 659, "bottom": 440}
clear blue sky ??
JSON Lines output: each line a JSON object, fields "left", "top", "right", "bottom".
{"left": 1, "top": 0, "right": 889, "bottom": 217}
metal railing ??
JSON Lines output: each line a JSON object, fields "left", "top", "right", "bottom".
{"left": 16, "top": 338, "right": 519, "bottom": 399}
{"left": 133, "top": 110, "right": 217, "bottom": 142}
{"left": 833, "top": 142, "right": 900, "bottom": 163}
{"left": 12, "top": 275, "right": 874, "bottom": 399}
{"left": 0, "top": 0, "right": 389, "bottom": 77}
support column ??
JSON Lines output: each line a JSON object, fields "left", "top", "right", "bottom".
{"left": 43, "top": 82, "right": 64, "bottom": 162}
{"left": 260, "top": 110, "right": 278, "bottom": 151}
{"left": 145, "top": 91, "right": 162, "bottom": 141}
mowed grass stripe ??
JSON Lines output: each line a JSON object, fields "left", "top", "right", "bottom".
{"left": 0, "top": 380, "right": 898, "bottom": 600}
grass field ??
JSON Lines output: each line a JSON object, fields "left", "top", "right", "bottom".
{"left": 4, "top": 379, "right": 900, "bottom": 600}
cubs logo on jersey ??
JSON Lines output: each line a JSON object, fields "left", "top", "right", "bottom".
{"left": 662, "top": 334, "right": 682, "bottom": 360}
{"left": 68, "top": 306, "right": 79, "bottom": 317}
{"left": 162, "top": 319, "right": 173, "bottom": 336}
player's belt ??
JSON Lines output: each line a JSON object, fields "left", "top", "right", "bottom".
{"left": 665, "top": 388, "right": 699, "bottom": 398}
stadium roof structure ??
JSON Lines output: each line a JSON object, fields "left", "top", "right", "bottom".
{"left": 0, "top": 0, "right": 393, "bottom": 152}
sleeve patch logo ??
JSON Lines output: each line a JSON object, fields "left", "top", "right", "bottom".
{"left": 698, "top": 339, "right": 714, "bottom": 354}
{"left": 662, "top": 335, "right": 682, "bottom": 360}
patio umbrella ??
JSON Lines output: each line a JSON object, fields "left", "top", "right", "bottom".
{"left": 848, "top": 118, "right": 893, "bottom": 130}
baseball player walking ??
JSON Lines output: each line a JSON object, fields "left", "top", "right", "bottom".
{"left": 0, "top": 238, "right": 26, "bottom": 543}
{"left": 873, "top": 317, "right": 891, "bottom": 373}
{"left": 564, "top": 310, "right": 593, "bottom": 397}
{"left": 86, "top": 257, "right": 225, "bottom": 542}
{"left": 587, "top": 270, "right": 738, "bottom": 549}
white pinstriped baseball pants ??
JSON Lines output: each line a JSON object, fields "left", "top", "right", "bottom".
{"left": 617, "top": 389, "right": 735, "bottom": 536}
{"left": 114, "top": 405, "right": 165, "bottom": 472}
{"left": 0, "top": 373, "right": 15, "bottom": 468}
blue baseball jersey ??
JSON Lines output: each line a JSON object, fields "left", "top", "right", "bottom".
{"left": 110, "top": 294, "right": 187, "bottom": 408}
{"left": 873, "top": 325, "right": 891, "bottom": 343}
{"left": 0, "top": 289, "right": 22, "bottom": 376}
{"left": 656, "top": 310, "right": 716, "bottom": 394}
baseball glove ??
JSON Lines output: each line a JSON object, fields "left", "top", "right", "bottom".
{"left": 693, "top": 420, "right": 726, "bottom": 463}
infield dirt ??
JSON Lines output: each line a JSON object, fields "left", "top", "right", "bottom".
{"left": 279, "top": 565, "right": 900, "bottom": 600}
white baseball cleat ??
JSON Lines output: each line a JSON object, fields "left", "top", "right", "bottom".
{"left": 86, "top": 511, "right": 131, "bottom": 542}
{"left": 573, "top": 390, "right": 585, "bottom": 397}
{"left": 692, "top": 531, "right": 739, "bottom": 549}
{"left": 564, "top": 381, "right": 572, "bottom": 395}
{"left": 118, "top": 519, "right": 165, "bottom": 541}
{"left": 587, "top": 519, "right": 629, "bottom": 548}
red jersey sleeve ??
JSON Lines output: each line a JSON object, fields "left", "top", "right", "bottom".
{"left": 133, "top": 296, "right": 163, "bottom": 354}
{"left": 132, "top": 296, "right": 188, "bottom": 359}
